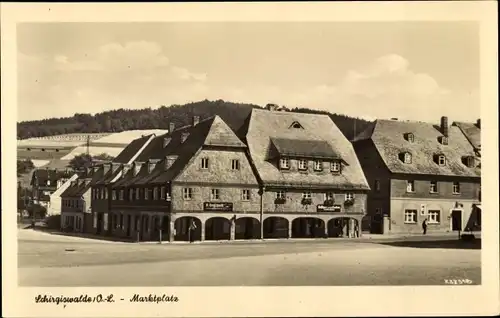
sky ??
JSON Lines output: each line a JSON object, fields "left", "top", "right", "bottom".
{"left": 17, "top": 22, "right": 480, "bottom": 123}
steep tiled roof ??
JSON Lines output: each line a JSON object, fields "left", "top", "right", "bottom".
{"left": 453, "top": 121, "right": 481, "bottom": 151}
{"left": 243, "top": 109, "right": 370, "bottom": 189}
{"left": 113, "top": 134, "right": 154, "bottom": 163}
{"left": 95, "top": 163, "right": 123, "bottom": 185}
{"left": 354, "top": 119, "right": 480, "bottom": 177}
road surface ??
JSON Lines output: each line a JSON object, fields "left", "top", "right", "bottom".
{"left": 18, "top": 229, "right": 481, "bottom": 286}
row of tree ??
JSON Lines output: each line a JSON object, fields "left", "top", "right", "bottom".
{"left": 17, "top": 100, "right": 374, "bottom": 141}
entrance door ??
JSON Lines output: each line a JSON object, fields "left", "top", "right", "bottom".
{"left": 96, "top": 213, "right": 103, "bottom": 234}
{"left": 451, "top": 210, "right": 462, "bottom": 231}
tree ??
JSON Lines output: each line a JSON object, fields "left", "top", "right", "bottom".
{"left": 93, "top": 153, "right": 115, "bottom": 162}
{"left": 69, "top": 153, "right": 94, "bottom": 171}
{"left": 17, "top": 159, "right": 35, "bottom": 177}
{"left": 27, "top": 203, "right": 47, "bottom": 219}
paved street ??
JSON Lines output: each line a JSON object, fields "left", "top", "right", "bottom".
{"left": 18, "top": 229, "right": 481, "bottom": 286}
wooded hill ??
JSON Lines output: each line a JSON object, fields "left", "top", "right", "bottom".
{"left": 17, "top": 100, "right": 373, "bottom": 141}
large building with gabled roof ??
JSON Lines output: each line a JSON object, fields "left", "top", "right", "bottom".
{"left": 352, "top": 116, "right": 481, "bottom": 235}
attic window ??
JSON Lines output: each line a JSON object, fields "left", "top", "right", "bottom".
{"left": 438, "top": 136, "right": 449, "bottom": 145}
{"left": 330, "top": 161, "right": 341, "bottom": 173}
{"left": 404, "top": 133, "right": 415, "bottom": 143}
{"left": 289, "top": 121, "right": 304, "bottom": 129}
{"left": 434, "top": 154, "right": 447, "bottom": 166}
{"left": 279, "top": 158, "right": 290, "bottom": 170}
{"left": 399, "top": 152, "right": 412, "bottom": 164}
{"left": 462, "top": 156, "right": 476, "bottom": 168}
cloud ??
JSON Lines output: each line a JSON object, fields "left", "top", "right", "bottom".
{"left": 17, "top": 41, "right": 209, "bottom": 120}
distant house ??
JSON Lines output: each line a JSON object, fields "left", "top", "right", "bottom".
{"left": 240, "top": 107, "right": 370, "bottom": 239}
{"left": 30, "top": 168, "right": 74, "bottom": 209}
{"left": 352, "top": 116, "right": 481, "bottom": 235}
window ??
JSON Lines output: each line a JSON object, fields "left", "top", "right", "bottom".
{"left": 104, "top": 188, "right": 108, "bottom": 199}
{"left": 120, "top": 213, "right": 124, "bottom": 229}
{"left": 298, "top": 159, "right": 308, "bottom": 171}
{"left": 374, "top": 180, "right": 381, "bottom": 192}
{"left": 100, "top": 188, "right": 105, "bottom": 199}
{"left": 144, "top": 188, "right": 149, "bottom": 200}
{"left": 136, "top": 188, "right": 141, "bottom": 200}
{"left": 112, "top": 190, "right": 116, "bottom": 200}
{"left": 231, "top": 159, "right": 240, "bottom": 170}
{"left": 160, "top": 186, "right": 165, "bottom": 200}
{"left": 463, "top": 156, "right": 475, "bottom": 168}
{"left": 313, "top": 160, "right": 323, "bottom": 171}
{"left": 241, "top": 189, "right": 251, "bottom": 201}
{"left": 276, "top": 190, "right": 286, "bottom": 199}
{"left": 153, "top": 187, "right": 158, "bottom": 200}
{"left": 439, "top": 136, "right": 448, "bottom": 145}
{"left": 453, "top": 182, "right": 460, "bottom": 194}
{"left": 183, "top": 188, "right": 193, "bottom": 200}
{"left": 211, "top": 189, "right": 220, "bottom": 200}
{"left": 404, "top": 153, "right": 412, "bottom": 164}
{"left": 345, "top": 193, "right": 355, "bottom": 201}
{"left": 330, "top": 161, "right": 341, "bottom": 173}
{"left": 404, "top": 209, "right": 418, "bottom": 223}
{"left": 166, "top": 189, "right": 171, "bottom": 201}
{"left": 201, "top": 158, "right": 209, "bottom": 169}
{"left": 430, "top": 181, "right": 438, "bottom": 193}
{"left": 406, "top": 180, "right": 415, "bottom": 193}
{"left": 405, "top": 133, "right": 415, "bottom": 143}
{"left": 279, "top": 158, "right": 290, "bottom": 169}
{"left": 119, "top": 189, "right": 124, "bottom": 200}
{"left": 325, "top": 192, "right": 334, "bottom": 201}
{"left": 302, "top": 191, "right": 312, "bottom": 199}
{"left": 438, "top": 155, "right": 446, "bottom": 166}
{"left": 290, "top": 121, "right": 303, "bottom": 129}
{"left": 129, "top": 189, "right": 134, "bottom": 201}
{"left": 428, "top": 210, "right": 441, "bottom": 224}
{"left": 47, "top": 180, "right": 51, "bottom": 186}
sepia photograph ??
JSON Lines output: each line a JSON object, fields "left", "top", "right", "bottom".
{"left": 2, "top": 2, "right": 499, "bottom": 317}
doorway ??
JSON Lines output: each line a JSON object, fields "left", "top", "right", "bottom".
{"left": 451, "top": 210, "right": 463, "bottom": 231}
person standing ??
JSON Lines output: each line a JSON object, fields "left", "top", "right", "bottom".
{"left": 422, "top": 218, "right": 428, "bottom": 235}
{"left": 188, "top": 219, "right": 197, "bottom": 243}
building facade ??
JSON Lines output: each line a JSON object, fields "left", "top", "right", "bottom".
{"left": 353, "top": 116, "right": 481, "bottom": 234}
{"left": 30, "top": 168, "right": 73, "bottom": 209}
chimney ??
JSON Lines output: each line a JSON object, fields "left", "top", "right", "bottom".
{"left": 165, "top": 155, "right": 178, "bottom": 170}
{"left": 476, "top": 118, "right": 481, "bottom": 128}
{"left": 163, "top": 137, "right": 171, "bottom": 148}
{"left": 192, "top": 115, "right": 200, "bottom": 127}
{"left": 169, "top": 122, "right": 175, "bottom": 133}
{"left": 440, "top": 116, "right": 449, "bottom": 137}
{"left": 181, "top": 132, "right": 189, "bottom": 143}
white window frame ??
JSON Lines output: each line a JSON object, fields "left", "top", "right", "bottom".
{"left": 330, "top": 161, "right": 340, "bottom": 173}
{"left": 428, "top": 210, "right": 441, "bottom": 224}
{"left": 298, "top": 159, "right": 308, "bottom": 170}
{"left": 129, "top": 189, "right": 134, "bottom": 201}
{"left": 313, "top": 160, "right": 323, "bottom": 171}
{"left": 145, "top": 188, "right": 149, "bottom": 200}
{"left": 201, "top": 158, "right": 209, "bottom": 169}
{"left": 452, "top": 182, "right": 460, "bottom": 194}
{"left": 231, "top": 159, "right": 240, "bottom": 170}
{"left": 345, "top": 193, "right": 355, "bottom": 201}
{"left": 166, "top": 189, "right": 172, "bottom": 201}
{"left": 406, "top": 180, "right": 415, "bottom": 193}
{"left": 276, "top": 190, "right": 286, "bottom": 199}
{"left": 438, "top": 155, "right": 446, "bottom": 166}
{"left": 160, "top": 186, "right": 166, "bottom": 200}
{"left": 430, "top": 181, "right": 438, "bottom": 193}
{"left": 324, "top": 192, "right": 334, "bottom": 201}
{"left": 153, "top": 187, "right": 158, "bottom": 200}
{"left": 183, "top": 188, "right": 193, "bottom": 200}
{"left": 404, "top": 209, "right": 418, "bottom": 224}
{"left": 135, "top": 188, "right": 141, "bottom": 200}
{"left": 241, "top": 189, "right": 251, "bottom": 201}
{"left": 119, "top": 189, "right": 124, "bottom": 200}
{"left": 210, "top": 189, "right": 220, "bottom": 200}
{"left": 404, "top": 153, "right": 412, "bottom": 164}
{"left": 302, "top": 191, "right": 312, "bottom": 199}
{"left": 279, "top": 158, "right": 290, "bottom": 169}
{"left": 407, "top": 133, "right": 415, "bottom": 143}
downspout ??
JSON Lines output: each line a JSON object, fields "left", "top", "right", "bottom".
{"left": 259, "top": 186, "right": 265, "bottom": 240}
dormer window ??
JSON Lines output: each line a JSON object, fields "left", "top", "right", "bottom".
{"left": 434, "top": 154, "right": 446, "bottom": 166}
{"left": 404, "top": 133, "right": 415, "bottom": 143}
{"left": 399, "top": 152, "right": 412, "bottom": 164}
{"left": 135, "top": 188, "right": 141, "bottom": 200}
{"left": 438, "top": 136, "right": 449, "bottom": 145}
{"left": 201, "top": 158, "right": 209, "bottom": 169}
{"left": 298, "top": 159, "right": 308, "bottom": 171}
{"left": 462, "top": 156, "right": 476, "bottom": 168}
{"left": 313, "top": 160, "right": 323, "bottom": 171}
{"left": 330, "top": 161, "right": 341, "bottom": 173}
{"left": 181, "top": 132, "right": 189, "bottom": 143}
{"left": 279, "top": 158, "right": 290, "bottom": 169}
{"left": 289, "top": 121, "right": 304, "bottom": 129}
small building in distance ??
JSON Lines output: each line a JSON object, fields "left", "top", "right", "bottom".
{"left": 30, "top": 168, "right": 74, "bottom": 210}
{"left": 352, "top": 116, "right": 481, "bottom": 235}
